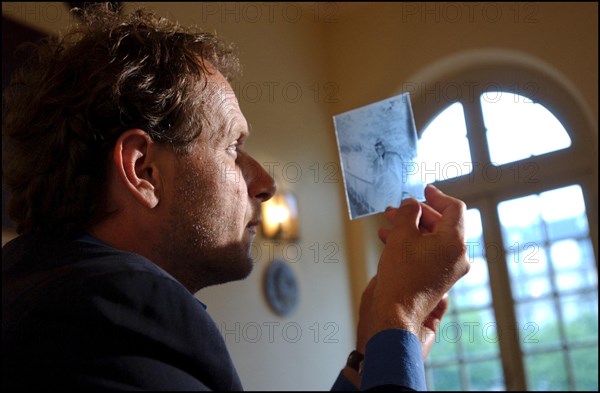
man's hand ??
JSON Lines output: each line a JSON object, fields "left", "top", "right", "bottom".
{"left": 420, "top": 294, "right": 449, "bottom": 359}
{"left": 367, "top": 184, "right": 469, "bottom": 353}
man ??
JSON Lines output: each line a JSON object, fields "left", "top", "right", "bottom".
{"left": 371, "top": 139, "right": 406, "bottom": 212}
{"left": 2, "top": 4, "right": 470, "bottom": 390}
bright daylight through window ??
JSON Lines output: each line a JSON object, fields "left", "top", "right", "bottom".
{"left": 419, "top": 90, "right": 598, "bottom": 391}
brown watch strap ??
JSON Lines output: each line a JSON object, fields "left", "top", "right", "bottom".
{"left": 346, "top": 350, "right": 364, "bottom": 372}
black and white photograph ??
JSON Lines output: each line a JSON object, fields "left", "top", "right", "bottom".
{"left": 333, "top": 93, "right": 425, "bottom": 220}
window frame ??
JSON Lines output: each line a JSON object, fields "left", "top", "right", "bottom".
{"left": 409, "top": 59, "right": 599, "bottom": 390}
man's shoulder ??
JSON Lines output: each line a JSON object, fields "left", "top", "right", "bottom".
{"left": 3, "top": 232, "right": 175, "bottom": 281}
{"left": 2, "top": 234, "right": 242, "bottom": 391}
{"left": 2, "top": 232, "right": 215, "bottom": 358}
{"left": 2, "top": 233, "right": 192, "bottom": 319}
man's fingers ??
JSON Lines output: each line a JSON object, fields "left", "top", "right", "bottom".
{"left": 431, "top": 294, "right": 449, "bottom": 321}
{"left": 384, "top": 206, "right": 397, "bottom": 222}
{"left": 366, "top": 275, "right": 378, "bottom": 291}
{"left": 423, "top": 294, "right": 450, "bottom": 332}
{"left": 378, "top": 227, "right": 392, "bottom": 244}
{"left": 385, "top": 201, "right": 441, "bottom": 234}
{"left": 420, "top": 202, "right": 442, "bottom": 233}
{"left": 390, "top": 198, "right": 422, "bottom": 235}
{"left": 377, "top": 199, "right": 442, "bottom": 239}
{"left": 381, "top": 187, "right": 465, "bottom": 243}
{"left": 424, "top": 184, "right": 466, "bottom": 229}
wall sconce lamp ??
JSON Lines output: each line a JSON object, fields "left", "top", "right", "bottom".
{"left": 261, "top": 190, "right": 300, "bottom": 240}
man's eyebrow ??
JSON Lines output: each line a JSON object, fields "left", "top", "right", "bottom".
{"left": 222, "top": 119, "right": 249, "bottom": 144}
{"left": 231, "top": 119, "right": 249, "bottom": 137}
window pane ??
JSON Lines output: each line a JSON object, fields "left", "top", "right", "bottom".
{"left": 456, "top": 209, "right": 493, "bottom": 307}
{"left": 516, "top": 300, "right": 561, "bottom": 350}
{"left": 499, "top": 185, "right": 597, "bottom": 300}
{"left": 507, "top": 245, "right": 551, "bottom": 300}
{"left": 430, "top": 365, "right": 462, "bottom": 390}
{"left": 417, "top": 102, "right": 472, "bottom": 182}
{"left": 429, "top": 319, "right": 460, "bottom": 362}
{"left": 459, "top": 309, "right": 500, "bottom": 359}
{"left": 498, "top": 195, "right": 545, "bottom": 248}
{"left": 540, "top": 185, "right": 589, "bottom": 240}
{"left": 426, "top": 209, "right": 504, "bottom": 390}
{"left": 481, "top": 92, "right": 571, "bottom": 165}
{"left": 525, "top": 351, "right": 569, "bottom": 390}
{"left": 467, "top": 359, "right": 504, "bottom": 391}
{"left": 498, "top": 184, "right": 599, "bottom": 391}
{"left": 561, "top": 293, "right": 598, "bottom": 344}
{"left": 570, "top": 347, "right": 599, "bottom": 391}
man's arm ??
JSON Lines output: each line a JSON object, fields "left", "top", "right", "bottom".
{"left": 335, "top": 185, "right": 469, "bottom": 390}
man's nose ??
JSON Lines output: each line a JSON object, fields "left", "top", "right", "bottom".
{"left": 245, "top": 155, "right": 276, "bottom": 202}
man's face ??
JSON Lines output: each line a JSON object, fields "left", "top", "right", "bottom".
{"left": 157, "top": 69, "right": 275, "bottom": 291}
{"left": 375, "top": 143, "right": 385, "bottom": 156}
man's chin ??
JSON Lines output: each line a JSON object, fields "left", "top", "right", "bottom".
{"left": 231, "top": 256, "right": 255, "bottom": 281}
{"left": 209, "top": 255, "right": 254, "bottom": 287}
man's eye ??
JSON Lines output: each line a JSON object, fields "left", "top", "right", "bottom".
{"left": 227, "top": 143, "right": 238, "bottom": 153}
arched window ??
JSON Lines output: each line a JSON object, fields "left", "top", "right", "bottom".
{"left": 408, "top": 52, "right": 598, "bottom": 391}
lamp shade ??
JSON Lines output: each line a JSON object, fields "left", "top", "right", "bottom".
{"left": 261, "top": 191, "right": 299, "bottom": 240}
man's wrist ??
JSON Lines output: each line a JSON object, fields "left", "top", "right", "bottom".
{"left": 370, "top": 303, "right": 422, "bottom": 338}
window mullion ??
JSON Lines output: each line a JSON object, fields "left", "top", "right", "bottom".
{"left": 478, "top": 197, "right": 528, "bottom": 391}
{"left": 463, "top": 92, "right": 527, "bottom": 390}
{"left": 579, "top": 177, "right": 599, "bottom": 273}
{"left": 462, "top": 96, "right": 491, "bottom": 170}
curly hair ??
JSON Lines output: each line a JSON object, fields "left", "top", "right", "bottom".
{"left": 2, "top": 3, "right": 240, "bottom": 236}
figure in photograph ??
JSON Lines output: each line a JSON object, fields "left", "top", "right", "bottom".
{"left": 371, "top": 139, "right": 405, "bottom": 211}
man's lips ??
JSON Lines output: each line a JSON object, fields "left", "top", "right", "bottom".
{"left": 246, "top": 219, "right": 261, "bottom": 233}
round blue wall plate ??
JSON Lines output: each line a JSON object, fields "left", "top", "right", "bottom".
{"left": 264, "top": 259, "right": 299, "bottom": 316}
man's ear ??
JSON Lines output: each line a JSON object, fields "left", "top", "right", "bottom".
{"left": 113, "top": 129, "right": 162, "bottom": 208}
